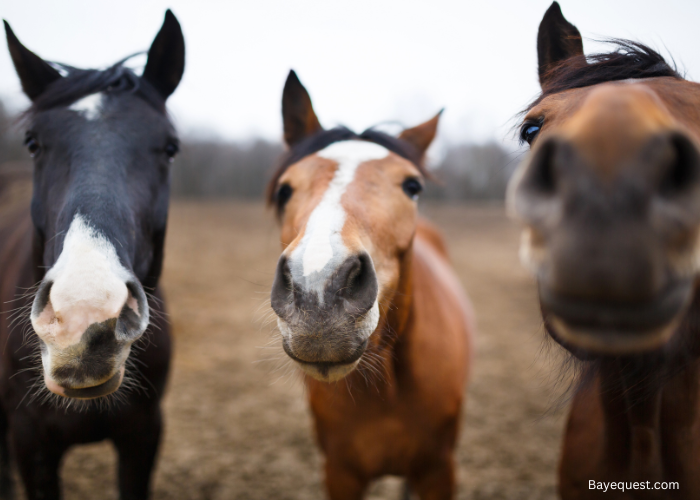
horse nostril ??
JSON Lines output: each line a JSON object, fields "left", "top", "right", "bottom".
{"left": 116, "top": 282, "right": 149, "bottom": 342}
{"left": 271, "top": 257, "right": 295, "bottom": 316}
{"left": 32, "top": 279, "right": 53, "bottom": 319}
{"left": 523, "top": 138, "right": 558, "bottom": 197}
{"left": 659, "top": 132, "right": 700, "bottom": 197}
{"left": 334, "top": 254, "right": 378, "bottom": 316}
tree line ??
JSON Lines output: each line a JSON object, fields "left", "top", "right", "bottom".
{"left": 0, "top": 100, "right": 518, "bottom": 200}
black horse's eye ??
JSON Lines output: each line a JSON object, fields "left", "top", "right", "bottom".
{"left": 520, "top": 119, "right": 543, "bottom": 145}
{"left": 164, "top": 141, "right": 179, "bottom": 162}
{"left": 24, "top": 134, "right": 40, "bottom": 158}
{"left": 276, "top": 183, "right": 293, "bottom": 210}
{"left": 402, "top": 177, "right": 423, "bottom": 200}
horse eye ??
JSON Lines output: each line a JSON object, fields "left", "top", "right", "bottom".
{"left": 164, "top": 141, "right": 179, "bottom": 162}
{"left": 24, "top": 135, "right": 40, "bottom": 158}
{"left": 276, "top": 183, "right": 293, "bottom": 210}
{"left": 402, "top": 178, "right": 423, "bottom": 200}
{"left": 520, "top": 120, "right": 543, "bottom": 145}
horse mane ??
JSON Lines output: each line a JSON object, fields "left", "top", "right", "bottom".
{"left": 28, "top": 56, "right": 165, "bottom": 115}
{"left": 528, "top": 39, "right": 682, "bottom": 111}
{"left": 266, "top": 126, "right": 427, "bottom": 206}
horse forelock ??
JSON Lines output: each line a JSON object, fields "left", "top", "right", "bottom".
{"left": 27, "top": 58, "right": 166, "bottom": 118}
{"left": 266, "top": 127, "right": 427, "bottom": 211}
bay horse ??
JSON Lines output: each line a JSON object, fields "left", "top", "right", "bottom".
{"left": 0, "top": 11, "right": 184, "bottom": 499}
{"left": 268, "top": 70, "right": 474, "bottom": 499}
{"left": 508, "top": 2, "right": 700, "bottom": 498}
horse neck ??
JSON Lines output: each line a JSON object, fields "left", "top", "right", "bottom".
{"left": 593, "top": 294, "right": 700, "bottom": 481}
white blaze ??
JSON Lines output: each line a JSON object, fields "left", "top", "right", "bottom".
{"left": 69, "top": 93, "right": 103, "bottom": 121}
{"left": 279, "top": 141, "right": 386, "bottom": 379}
{"left": 31, "top": 215, "right": 142, "bottom": 348}
{"left": 291, "top": 141, "right": 388, "bottom": 286}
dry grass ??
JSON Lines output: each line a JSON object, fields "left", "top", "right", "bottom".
{"left": 22, "top": 201, "right": 568, "bottom": 499}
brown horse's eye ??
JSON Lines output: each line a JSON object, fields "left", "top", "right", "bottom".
{"left": 402, "top": 177, "right": 423, "bottom": 200}
{"left": 276, "top": 183, "right": 293, "bottom": 210}
{"left": 520, "top": 119, "right": 543, "bottom": 145}
{"left": 24, "top": 134, "right": 41, "bottom": 158}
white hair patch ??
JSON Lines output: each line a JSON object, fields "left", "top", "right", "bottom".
{"left": 31, "top": 214, "right": 146, "bottom": 348}
{"left": 288, "top": 141, "right": 388, "bottom": 297}
{"left": 69, "top": 93, "right": 103, "bottom": 121}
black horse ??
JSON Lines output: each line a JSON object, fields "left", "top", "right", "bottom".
{"left": 0, "top": 10, "right": 184, "bottom": 499}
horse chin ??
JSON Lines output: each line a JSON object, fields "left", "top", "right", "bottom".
{"left": 541, "top": 281, "right": 693, "bottom": 355}
{"left": 296, "top": 359, "right": 361, "bottom": 383}
{"left": 44, "top": 365, "right": 125, "bottom": 400}
{"left": 281, "top": 336, "right": 368, "bottom": 383}
{"left": 547, "top": 315, "right": 682, "bottom": 355}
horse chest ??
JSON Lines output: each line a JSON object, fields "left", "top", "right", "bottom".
{"left": 312, "top": 386, "right": 451, "bottom": 477}
{"left": 560, "top": 371, "right": 700, "bottom": 499}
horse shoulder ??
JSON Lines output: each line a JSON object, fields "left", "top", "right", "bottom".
{"left": 415, "top": 217, "right": 451, "bottom": 261}
{"left": 405, "top": 224, "right": 475, "bottom": 410}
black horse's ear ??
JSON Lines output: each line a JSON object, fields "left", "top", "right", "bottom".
{"left": 282, "top": 70, "right": 323, "bottom": 147}
{"left": 4, "top": 20, "right": 62, "bottom": 101}
{"left": 143, "top": 10, "right": 185, "bottom": 99}
{"left": 398, "top": 110, "right": 442, "bottom": 158}
{"left": 537, "top": 2, "right": 584, "bottom": 88}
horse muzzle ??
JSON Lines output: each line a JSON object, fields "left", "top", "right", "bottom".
{"left": 36, "top": 313, "right": 139, "bottom": 399}
{"left": 540, "top": 280, "right": 693, "bottom": 355}
{"left": 31, "top": 274, "right": 149, "bottom": 400}
{"left": 271, "top": 253, "right": 381, "bottom": 382}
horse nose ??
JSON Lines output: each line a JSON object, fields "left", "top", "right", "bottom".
{"left": 271, "top": 253, "right": 378, "bottom": 317}
{"left": 30, "top": 275, "right": 148, "bottom": 397}
{"left": 512, "top": 131, "right": 700, "bottom": 219}
{"left": 31, "top": 277, "right": 149, "bottom": 348}
{"left": 510, "top": 132, "right": 700, "bottom": 303}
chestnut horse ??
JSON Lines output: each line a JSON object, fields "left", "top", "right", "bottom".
{"left": 0, "top": 11, "right": 184, "bottom": 499}
{"left": 508, "top": 2, "right": 700, "bottom": 498}
{"left": 268, "top": 70, "right": 474, "bottom": 499}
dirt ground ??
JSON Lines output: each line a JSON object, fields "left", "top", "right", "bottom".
{"left": 36, "top": 201, "right": 570, "bottom": 500}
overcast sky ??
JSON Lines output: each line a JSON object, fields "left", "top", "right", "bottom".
{"left": 1, "top": 0, "right": 699, "bottom": 148}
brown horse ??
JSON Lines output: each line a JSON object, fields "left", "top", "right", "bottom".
{"left": 508, "top": 2, "right": 700, "bottom": 498}
{"left": 267, "top": 70, "right": 474, "bottom": 499}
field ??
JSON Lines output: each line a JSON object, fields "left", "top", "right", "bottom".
{"left": 31, "top": 201, "right": 570, "bottom": 499}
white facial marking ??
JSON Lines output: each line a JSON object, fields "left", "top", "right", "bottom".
{"left": 289, "top": 141, "right": 388, "bottom": 297}
{"left": 31, "top": 215, "right": 145, "bottom": 348}
{"left": 69, "top": 93, "right": 103, "bottom": 121}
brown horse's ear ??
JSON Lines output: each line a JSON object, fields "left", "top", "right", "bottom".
{"left": 398, "top": 110, "right": 442, "bottom": 158}
{"left": 537, "top": 2, "right": 584, "bottom": 88}
{"left": 4, "top": 20, "right": 62, "bottom": 101}
{"left": 143, "top": 10, "right": 185, "bottom": 99}
{"left": 282, "top": 70, "right": 323, "bottom": 147}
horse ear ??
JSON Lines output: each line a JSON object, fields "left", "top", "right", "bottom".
{"left": 4, "top": 20, "right": 62, "bottom": 101}
{"left": 143, "top": 10, "right": 185, "bottom": 99}
{"left": 398, "top": 110, "right": 442, "bottom": 158}
{"left": 537, "top": 2, "right": 584, "bottom": 88}
{"left": 282, "top": 70, "right": 323, "bottom": 147}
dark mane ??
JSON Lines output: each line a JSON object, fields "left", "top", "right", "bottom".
{"left": 29, "top": 57, "right": 165, "bottom": 115}
{"left": 266, "top": 126, "right": 427, "bottom": 205}
{"left": 528, "top": 39, "right": 682, "bottom": 110}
